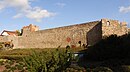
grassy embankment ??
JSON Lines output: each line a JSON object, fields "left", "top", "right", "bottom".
{"left": 0, "top": 47, "right": 86, "bottom": 72}
{"left": 0, "top": 47, "right": 84, "bottom": 60}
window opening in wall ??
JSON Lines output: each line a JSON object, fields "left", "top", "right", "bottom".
{"left": 82, "top": 44, "right": 86, "bottom": 48}
{"left": 78, "top": 41, "right": 81, "bottom": 47}
{"left": 107, "top": 21, "right": 110, "bottom": 26}
{"left": 119, "top": 22, "right": 122, "bottom": 27}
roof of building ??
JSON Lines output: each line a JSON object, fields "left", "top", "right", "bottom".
{"left": 1, "top": 30, "right": 18, "bottom": 36}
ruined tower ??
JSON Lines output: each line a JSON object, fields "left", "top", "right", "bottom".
{"left": 101, "top": 18, "right": 128, "bottom": 37}
{"left": 22, "top": 24, "right": 39, "bottom": 36}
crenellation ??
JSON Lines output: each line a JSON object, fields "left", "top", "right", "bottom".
{"left": 101, "top": 18, "right": 128, "bottom": 37}
{"left": 22, "top": 24, "right": 39, "bottom": 36}
{"left": 120, "top": 22, "right": 127, "bottom": 26}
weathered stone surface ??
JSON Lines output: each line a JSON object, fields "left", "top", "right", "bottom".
{"left": 0, "top": 18, "right": 128, "bottom": 48}
{"left": 18, "top": 21, "right": 101, "bottom": 48}
{"left": 101, "top": 18, "right": 128, "bottom": 36}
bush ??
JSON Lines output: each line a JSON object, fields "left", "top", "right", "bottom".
{"left": 0, "top": 55, "right": 26, "bottom": 61}
{"left": 86, "top": 34, "right": 130, "bottom": 61}
{"left": 23, "top": 48, "right": 72, "bottom": 72}
{"left": 92, "top": 67, "right": 113, "bottom": 72}
{"left": 122, "top": 65, "right": 130, "bottom": 72}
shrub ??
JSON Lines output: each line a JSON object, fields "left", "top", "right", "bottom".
{"left": 86, "top": 34, "right": 130, "bottom": 61}
{"left": 92, "top": 67, "right": 113, "bottom": 72}
{"left": 23, "top": 48, "right": 72, "bottom": 72}
{"left": 0, "top": 55, "right": 26, "bottom": 61}
{"left": 122, "top": 65, "right": 130, "bottom": 72}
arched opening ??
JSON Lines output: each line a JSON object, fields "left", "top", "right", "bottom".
{"left": 107, "top": 21, "right": 110, "bottom": 26}
{"left": 78, "top": 41, "right": 81, "bottom": 47}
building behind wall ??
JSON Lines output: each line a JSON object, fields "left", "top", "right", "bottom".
{"left": 0, "top": 18, "right": 128, "bottom": 48}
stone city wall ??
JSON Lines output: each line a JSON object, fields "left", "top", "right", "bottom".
{"left": 0, "top": 36, "right": 18, "bottom": 48}
{"left": 18, "top": 21, "right": 101, "bottom": 48}
{"left": 0, "top": 19, "right": 128, "bottom": 48}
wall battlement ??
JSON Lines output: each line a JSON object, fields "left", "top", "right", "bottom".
{"left": 0, "top": 19, "right": 128, "bottom": 48}
{"left": 101, "top": 18, "right": 128, "bottom": 36}
{"left": 22, "top": 24, "right": 39, "bottom": 36}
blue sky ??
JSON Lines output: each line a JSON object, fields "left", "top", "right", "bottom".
{"left": 0, "top": 0, "right": 130, "bottom": 32}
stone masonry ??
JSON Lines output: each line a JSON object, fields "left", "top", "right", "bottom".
{"left": 101, "top": 19, "right": 127, "bottom": 36}
{"left": 0, "top": 18, "right": 128, "bottom": 48}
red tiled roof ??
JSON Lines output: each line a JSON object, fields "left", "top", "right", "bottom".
{"left": 1, "top": 30, "right": 18, "bottom": 36}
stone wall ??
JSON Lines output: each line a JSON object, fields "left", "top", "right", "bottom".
{"left": 101, "top": 19, "right": 128, "bottom": 37}
{"left": 87, "top": 22, "right": 102, "bottom": 46}
{"left": 0, "top": 36, "right": 18, "bottom": 48}
{"left": 18, "top": 21, "right": 102, "bottom": 48}
{"left": 0, "top": 18, "right": 128, "bottom": 48}
{"left": 22, "top": 24, "right": 39, "bottom": 37}
{"left": 0, "top": 36, "right": 8, "bottom": 42}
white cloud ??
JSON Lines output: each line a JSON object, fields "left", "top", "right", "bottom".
{"left": 13, "top": 13, "right": 23, "bottom": 18}
{"left": 0, "top": 0, "right": 31, "bottom": 11}
{"left": 56, "top": 3, "right": 66, "bottom": 8}
{"left": 26, "top": 7, "right": 55, "bottom": 22}
{"left": 0, "top": 0, "right": 55, "bottom": 22}
{"left": 119, "top": 6, "right": 130, "bottom": 13}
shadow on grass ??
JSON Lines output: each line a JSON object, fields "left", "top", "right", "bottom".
{"left": 77, "top": 33, "right": 130, "bottom": 72}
